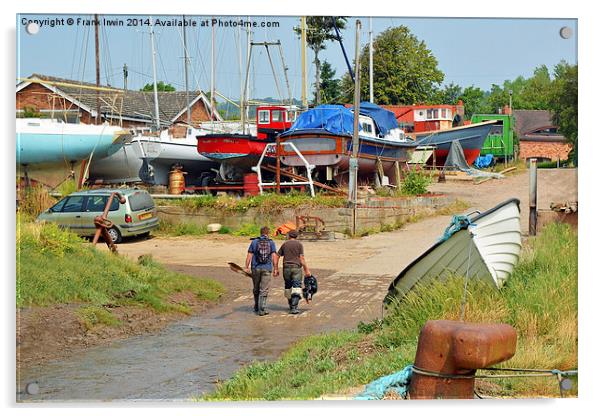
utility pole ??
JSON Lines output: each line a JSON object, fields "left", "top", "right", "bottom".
{"left": 350, "top": 19, "right": 362, "bottom": 235}
{"left": 94, "top": 14, "right": 101, "bottom": 124}
{"left": 149, "top": 17, "right": 161, "bottom": 130}
{"left": 300, "top": 16, "right": 308, "bottom": 110}
{"left": 369, "top": 17, "right": 374, "bottom": 103}
{"left": 122, "top": 63, "right": 128, "bottom": 90}
{"left": 182, "top": 15, "right": 191, "bottom": 125}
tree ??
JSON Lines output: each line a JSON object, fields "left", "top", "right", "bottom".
{"left": 294, "top": 17, "right": 347, "bottom": 105}
{"left": 340, "top": 25, "right": 444, "bottom": 105}
{"left": 431, "top": 83, "right": 462, "bottom": 105}
{"left": 140, "top": 81, "right": 176, "bottom": 92}
{"left": 319, "top": 61, "right": 341, "bottom": 103}
{"left": 459, "top": 86, "right": 488, "bottom": 119}
{"left": 548, "top": 62, "right": 578, "bottom": 164}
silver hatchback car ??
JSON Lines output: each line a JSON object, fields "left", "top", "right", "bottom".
{"left": 37, "top": 188, "right": 159, "bottom": 243}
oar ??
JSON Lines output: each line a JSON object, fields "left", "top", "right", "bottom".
{"left": 228, "top": 262, "right": 253, "bottom": 279}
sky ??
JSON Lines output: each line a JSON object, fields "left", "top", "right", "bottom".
{"left": 17, "top": 14, "right": 577, "bottom": 104}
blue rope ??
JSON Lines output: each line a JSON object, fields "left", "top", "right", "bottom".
{"left": 354, "top": 365, "right": 413, "bottom": 400}
{"left": 438, "top": 215, "right": 472, "bottom": 242}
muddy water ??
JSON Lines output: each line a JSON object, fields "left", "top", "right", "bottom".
{"left": 18, "top": 266, "right": 392, "bottom": 402}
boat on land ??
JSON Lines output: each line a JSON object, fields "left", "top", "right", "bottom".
{"left": 384, "top": 198, "right": 522, "bottom": 304}
{"left": 410, "top": 120, "right": 497, "bottom": 166}
{"left": 88, "top": 127, "right": 218, "bottom": 186}
{"left": 278, "top": 103, "right": 418, "bottom": 184}
{"left": 196, "top": 105, "right": 299, "bottom": 182}
{"left": 16, "top": 118, "right": 132, "bottom": 167}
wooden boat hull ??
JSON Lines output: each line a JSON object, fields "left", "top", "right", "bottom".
{"left": 412, "top": 121, "right": 496, "bottom": 165}
{"left": 385, "top": 198, "right": 522, "bottom": 304}
{"left": 279, "top": 131, "right": 416, "bottom": 184}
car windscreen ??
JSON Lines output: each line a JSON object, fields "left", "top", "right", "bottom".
{"left": 128, "top": 192, "right": 154, "bottom": 212}
{"left": 85, "top": 195, "right": 121, "bottom": 212}
{"left": 50, "top": 198, "right": 67, "bottom": 212}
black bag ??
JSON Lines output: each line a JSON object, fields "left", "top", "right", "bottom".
{"left": 303, "top": 275, "right": 318, "bottom": 301}
{"left": 254, "top": 237, "right": 272, "bottom": 264}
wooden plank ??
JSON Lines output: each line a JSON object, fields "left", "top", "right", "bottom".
{"left": 262, "top": 165, "right": 346, "bottom": 195}
{"left": 499, "top": 166, "right": 517, "bottom": 175}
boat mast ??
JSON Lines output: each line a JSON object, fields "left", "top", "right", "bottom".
{"left": 369, "top": 17, "right": 374, "bottom": 103}
{"left": 149, "top": 17, "right": 161, "bottom": 130}
{"left": 239, "top": 23, "right": 244, "bottom": 126}
{"left": 300, "top": 16, "right": 308, "bottom": 110}
{"left": 182, "top": 15, "right": 191, "bottom": 125}
{"left": 210, "top": 18, "right": 216, "bottom": 131}
{"left": 94, "top": 14, "right": 101, "bottom": 124}
{"left": 350, "top": 20, "right": 361, "bottom": 225}
{"left": 241, "top": 18, "right": 252, "bottom": 135}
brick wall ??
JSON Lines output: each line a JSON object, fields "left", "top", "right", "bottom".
{"left": 519, "top": 140, "right": 572, "bottom": 161}
{"left": 171, "top": 98, "right": 213, "bottom": 137}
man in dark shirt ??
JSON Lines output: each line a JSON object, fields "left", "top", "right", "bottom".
{"left": 274, "top": 230, "right": 310, "bottom": 314}
{"left": 245, "top": 226, "right": 278, "bottom": 316}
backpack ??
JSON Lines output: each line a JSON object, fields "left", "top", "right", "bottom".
{"left": 254, "top": 237, "right": 272, "bottom": 264}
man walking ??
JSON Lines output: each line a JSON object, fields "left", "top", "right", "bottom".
{"left": 245, "top": 226, "right": 278, "bottom": 316}
{"left": 275, "top": 230, "right": 310, "bottom": 314}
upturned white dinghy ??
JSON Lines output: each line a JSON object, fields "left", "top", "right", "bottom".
{"left": 385, "top": 198, "right": 522, "bottom": 303}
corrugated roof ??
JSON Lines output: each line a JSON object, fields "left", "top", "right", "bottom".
{"left": 18, "top": 74, "right": 219, "bottom": 126}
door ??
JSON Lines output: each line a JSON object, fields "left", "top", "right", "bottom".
{"left": 56, "top": 195, "right": 86, "bottom": 233}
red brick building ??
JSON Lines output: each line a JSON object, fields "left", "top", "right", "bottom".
{"left": 16, "top": 74, "right": 221, "bottom": 137}
{"left": 514, "top": 110, "right": 572, "bottom": 162}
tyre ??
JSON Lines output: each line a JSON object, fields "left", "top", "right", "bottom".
{"left": 107, "top": 227, "right": 122, "bottom": 244}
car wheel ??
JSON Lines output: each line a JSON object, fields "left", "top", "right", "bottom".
{"left": 107, "top": 227, "right": 122, "bottom": 244}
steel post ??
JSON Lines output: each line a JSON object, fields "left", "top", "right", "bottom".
{"left": 529, "top": 158, "right": 538, "bottom": 236}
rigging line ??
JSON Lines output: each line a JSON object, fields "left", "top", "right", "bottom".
{"left": 265, "top": 45, "right": 284, "bottom": 104}
{"left": 192, "top": 26, "right": 210, "bottom": 91}
{"left": 70, "top": 23, "right": 80, "bottom": 80}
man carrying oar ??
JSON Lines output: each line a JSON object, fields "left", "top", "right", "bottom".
{"left": 245, "top": 226, "right": 278, "bottom": 316}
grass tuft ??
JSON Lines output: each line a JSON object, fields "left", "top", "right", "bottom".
{"left": 17, "top": 221, "right": 225, "bottom": 311}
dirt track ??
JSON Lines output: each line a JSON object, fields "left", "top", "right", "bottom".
{"left": 17, "top": 168, "right": 577, "bottom": 401}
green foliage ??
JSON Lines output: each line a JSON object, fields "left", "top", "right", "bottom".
{"left": 18, "top": 185, "right": 57, "bottom": 218}
{"left": 459, "top": 86, "right": 488, "bottom": 119}
{"left": 20, "top": 106, "right": 45, "bottom": 118}
{"left": 156, "top": 221, "right": 208, "bottom": 237}
{"left": 548, "top": 62, "right": 578, "bottom": 164}
{"left": 164, "top": 192, "right": 347, "bottom": 214}
{"left": 341, "top": 25, "right": 444, "bottom": 104}
{"left": 319, "top": 61, "right": 341, "bottom": 103}
{"left": 56, "top": 179, "right": 80, "bottom": 198}
{"left": 207, "top": 224, "right": 577, "bottom": 400}
{"left": 76, "top": 306, "right": 121, "bottom": 330}
{"left": 400, "top": 169, "right": 432, "bottom": 195}
{"left": 430, "top": 82, "right": 462, "bottom": 105}
{"left": 140, "top": 81, "right": 176, "bottom": 92}
{"left": 16, "top": 221, "right": 224, "bottom": 309}
{"left": 232, "top": 223, "right": 262, "bottom": 237}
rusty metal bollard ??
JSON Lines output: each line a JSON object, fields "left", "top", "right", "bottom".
{"left": 409, "top": 320, "right": 517, "bottom": 399}
{"left": 92, "top": 192, "right": 126, "bottom": 253}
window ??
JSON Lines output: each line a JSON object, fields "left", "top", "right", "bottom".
{"left": 272, "top": 110, "right": 282, "bottom": 122}
{"left": 128, "top": 192, "right": 155, "bottom": 212}
{"left": 426, "top": 109, "right": 434, "bottom": 119}
{"left": 361, "top": 123, "right": 373, "bottom": 134}
{"left": 258, "top": 110, "right": 270, "bottom": 124}
{"left": 50, "top": 198, "right": 67, "bottom": 213}
{"left": 433, "top": 109, "right": 439, "bottom": 119}
{"left": 85, "top": 196, "right": 120, "bottom": 212}
{"left": 286, "top": 111, "right": 297, "bottom": 122}
{"left": 61, "top": 196, "right": 85, "bottom": 213}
